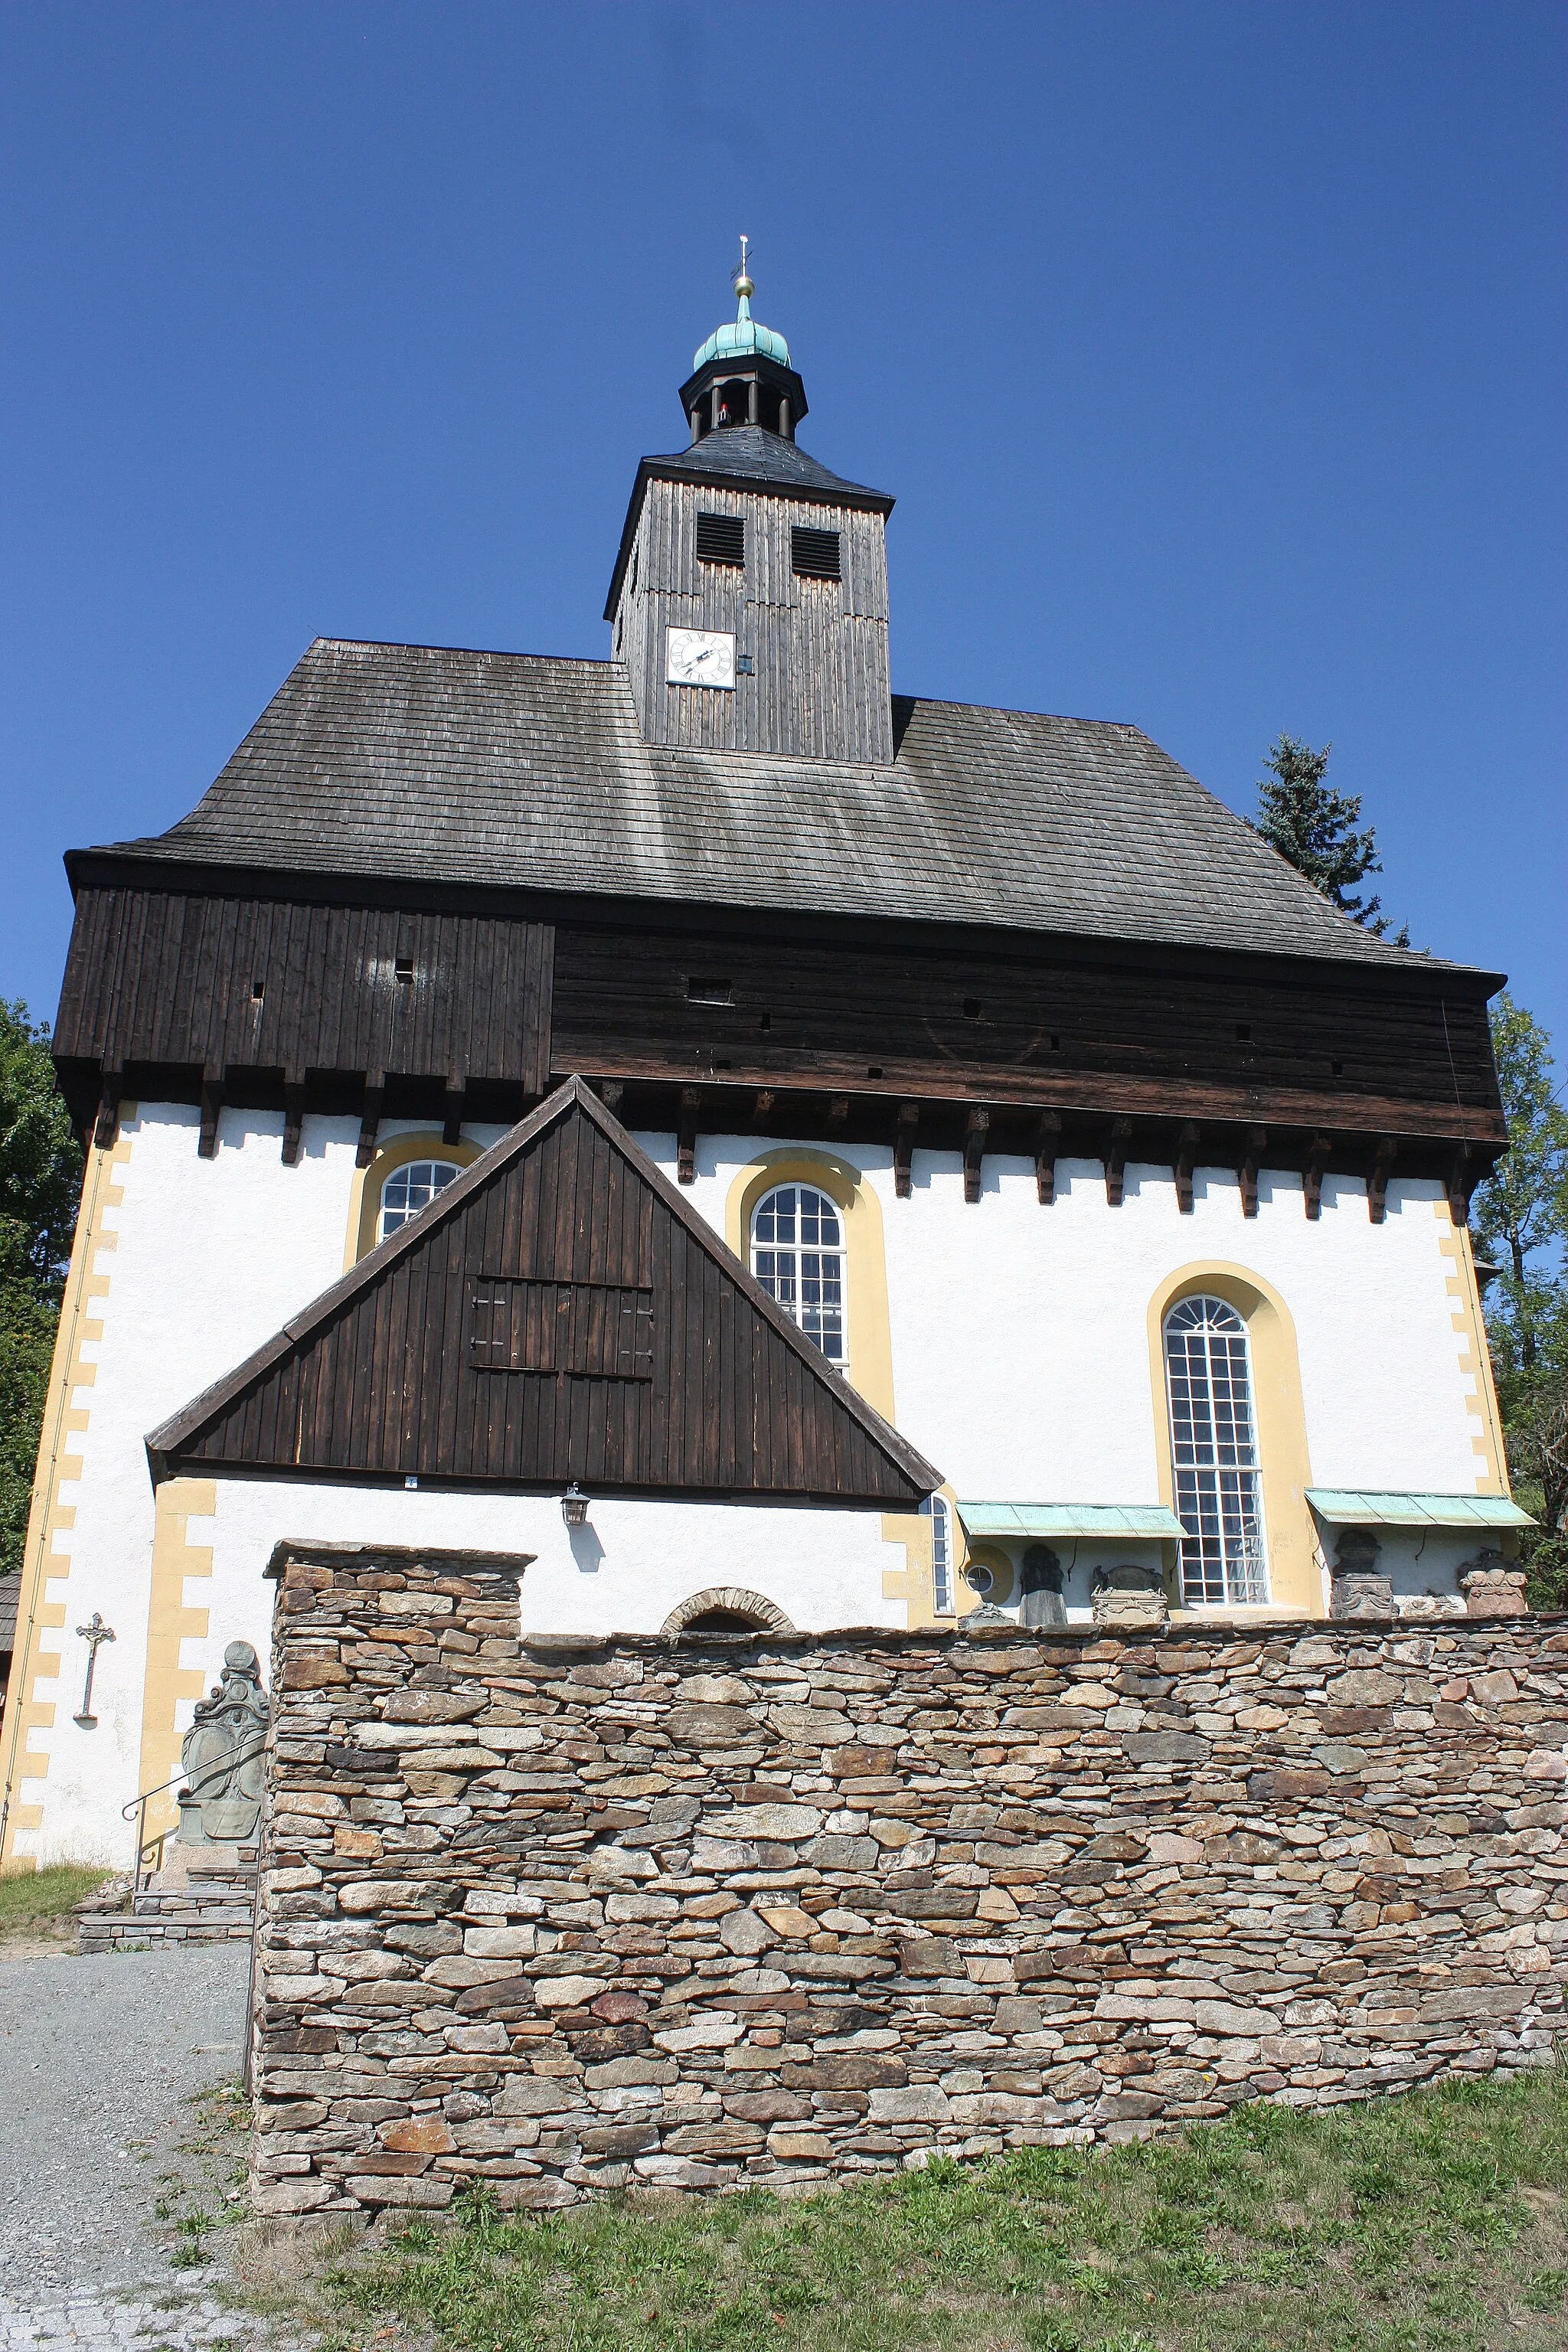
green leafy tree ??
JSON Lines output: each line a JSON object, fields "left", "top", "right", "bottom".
{"left": 1473, "top": 994, "right": 1568, "bottom": 1607}
{"left": 1, "top": 1001, "right": 83, "bottom": 1578}
{"left": 1473, "top": 995, "right": 1568, "bottom": 1379}
{"left": 1253, "top": 733, "right": 1409, "bottom": 943}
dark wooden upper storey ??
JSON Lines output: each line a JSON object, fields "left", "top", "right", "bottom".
{"left": 146, "top": 1080, "right": 939, "bottom": 1508}
{"left": 55, "top": 640, "right": 1507, "bottom": 1219}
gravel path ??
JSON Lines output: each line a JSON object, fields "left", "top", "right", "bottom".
{"left": 0, "top": 1943, "right": 305, "bottom": 2348}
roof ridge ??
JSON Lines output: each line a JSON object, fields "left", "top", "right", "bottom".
{"left": 305, "top": 639, "right": 617, "bottom": 669}
{"left": 890, "top": 691, "right": 1148, "bottom": 733}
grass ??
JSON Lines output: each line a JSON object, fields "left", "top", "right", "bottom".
{"left": 0, "top": 1860, "right": 108, "bottom": 1938}
{"left": 315, "top": 2066, "right": 1568, "bottom": 2352}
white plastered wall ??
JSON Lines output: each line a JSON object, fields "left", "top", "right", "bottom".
{"left": 665, "top": 1131, "right": 1497, "bottom": 1616}
{"left": 14, "top": 1106, "right": 1495, "bottom": 1864}
{"left": 195, "top": 1481, "right": 903, "bottom": 1688}
{"left": 11, "top": 1107, "right": 505, "bottom": 1867}
{"left": 667, "top": 1134, "right": 1488, "bottom": 1495}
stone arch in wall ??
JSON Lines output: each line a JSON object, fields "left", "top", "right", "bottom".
{"left": 1145, "top": 1261, "right": 1318, "bottom": 1615}
{"left": 661, "top": 1587, "right": 797, "bottom": 1638}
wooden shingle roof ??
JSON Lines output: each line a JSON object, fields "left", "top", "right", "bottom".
{"left": 89, "top": 638, "right": 1461, "bottom": 972}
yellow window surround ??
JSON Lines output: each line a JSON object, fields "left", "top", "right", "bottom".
{"left": 345, "top": 1131, "right": 482, "bottom": 1269}
{"left": 1145, "top": 1263, "right": 1319, "bottom": 1616}
{"left": 724, "top": 1148, "right": 896, "bottom": 1423}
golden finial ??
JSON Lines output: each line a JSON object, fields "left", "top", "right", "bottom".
{"left": 732, "top": 234, "right": 753, "bottom": 305}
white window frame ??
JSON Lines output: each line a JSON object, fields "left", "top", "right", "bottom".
{"left": 1164, "top": 1293, "right": 1269, "bottom": 1606}
{"left": 923, "top": 1495, "right": 953, "bottom": 1615}
{"left": 750, "top": 1182, "right": 848, "bottom": 1365}
{"left": 378, "top": 1158, "right": 462, "bottom": 1243}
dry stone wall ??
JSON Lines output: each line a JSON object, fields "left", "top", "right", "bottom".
{"left": 251, "top": 1543, "right": 1568, "bottom": 2214}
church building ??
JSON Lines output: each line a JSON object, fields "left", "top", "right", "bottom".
{"left": 1, "top": 259, "right": 1526, "bottom": 1870}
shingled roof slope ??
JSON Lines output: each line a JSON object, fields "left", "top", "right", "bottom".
{"left": 94, "top": 637, "right": 1434, "bottom": 969}
{"left": 639, "top": 426, "right": 892, "bottom": 507}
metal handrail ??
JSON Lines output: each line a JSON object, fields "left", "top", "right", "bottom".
{"left": 122, "top": 1730, "right": 267, "bottom": 1896}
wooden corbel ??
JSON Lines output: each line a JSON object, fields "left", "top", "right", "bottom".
{"left": 963, "top": 1106, "right": 990, "bottom": 1204}
{"left": 827, "top": 1096, "right": 850, "bottom": 1128}
{"left": 442, "top": 1074, "right": 466, "bottom": 1147}
{"left": 678, "top": 1086, "right": 701, "bottom": 1185}
{"left": 1304, "top": 1132, "right": 1331, "bottom": 1221}
{"left": 1034, "top": 1110, "right": 1061, "bottom": 1205}
{"left": 197, "top": 1067, "right": 223, "bottom": 1160}
{"left": 282, "top": 1080, "right": 306, "bottom": 1168}
{"left": 95, "top": 1066, "right": 123, "bottom": 1153}
{"left": 1104, "top": 1116, "right": 1132, "bottom": 1208}
{"left": 1174, "top": 1121, "right": 1200, "bottom": 1216}
{"left": 355, "top": 1072, "right": 385, "bottom": 1170}
{"left": 893, "top": 1102, "right": 920, "bottom": 1200}
{"left": 599, "top": 1080, "right": 625, "bottom": 1117}
{"left": 752, "top": 1088, "right": 775, "bottom": 1123}
{"left": 1447, "top": 1142, "right": 1474, "bottom": 1229}
{"left": 1368, "top": 1135, "right": 1398, "bottom": 1225}
{"left": 1238, "top": 1125, "right": 1266, "bottom": 1219}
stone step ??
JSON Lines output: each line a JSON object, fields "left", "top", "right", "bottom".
{"left": 133, "top": 1886, "right": 256, "bottom": 1913}
{"left": 132, "top": 1903, "right": 256, "bottom": 1928}
{"left": 77, "top": 1914, "right": 255, "bottom": 1951}
{"left": 76, "top": 1866, "right": 259, "bottom": 1954}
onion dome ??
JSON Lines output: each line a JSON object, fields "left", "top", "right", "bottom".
{"left": 679, "top": 239, "right": 808, "bottom": 445}
{"left": 691, "top": 241, "right": 791, "bottom": 371}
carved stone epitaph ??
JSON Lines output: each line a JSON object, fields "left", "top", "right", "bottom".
{"left": 178, "top": 1640, "right": 269, "bottom": 1847}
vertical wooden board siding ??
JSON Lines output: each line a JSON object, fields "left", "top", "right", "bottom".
{"left": 168, "top": 1092, "right": 928, "bottom": 1502}
{"left": 625, "top": 479, "right": 893, "bottom": 764}
{"left": 54, "top": 887, "right": 555, "bottom": 1092}
{"left": 548, "top": 920, "right": 1504, "bottom": 1125}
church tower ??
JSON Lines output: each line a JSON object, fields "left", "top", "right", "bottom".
{"left": 605, "top": 243, "right": 897, "bottom": 764}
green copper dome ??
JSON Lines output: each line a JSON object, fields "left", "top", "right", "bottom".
{"left": 692, "top": 246, "right": 790, "bottom": 371}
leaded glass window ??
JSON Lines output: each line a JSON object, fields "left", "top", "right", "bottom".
{"left": 923, "top": 1494, "right": 953, "bottom": 1615}
{"left": 379, "top": 1158, "right": 461, "bottom": 1242}
{"left": 1164, "top": 1295, "right": 1268, "bottom": 1605}
{"left": 751, "top": 1184, "right": 846, "bottom": 1363}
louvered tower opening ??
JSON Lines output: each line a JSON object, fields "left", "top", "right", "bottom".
{"left": 791, "top": 525, "right": 841, "bottom": 581}
{"left": 696, "top": 512, "right": 746, "bottom": 567}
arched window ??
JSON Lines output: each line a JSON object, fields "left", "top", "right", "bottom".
{"left": 922, "top": 1494, "right": 953, "bottom": 1615}
{"left": 378, "top": 1158, "right": 461, "bottom": 1242}
{"left": 1164, "top": 1295, "right": 1269, "bottom": 1605}
{"left": 751, "top": 1184, "right": 846, "bottom": 1363}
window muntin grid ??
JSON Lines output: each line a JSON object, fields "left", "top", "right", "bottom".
{"left": 751, "top": 1184, "right": 846, "bottom": 1364}
{"left": 1164, "top": 1294, "right": 1269, "bottom": 1605}
{"left": 923, "top": 1494, "right": 953, "bottom": 1615}
{"left": 379, "top": 1158, "right": 462, "bottom": 1242}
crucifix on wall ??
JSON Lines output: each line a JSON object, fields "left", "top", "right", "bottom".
{"left": 73, "top": 1612, "right": 115, "bottom": 1727}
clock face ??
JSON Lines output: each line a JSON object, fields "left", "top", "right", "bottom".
{"left": 666, "top": 627, "right": 736, "bottom": 690}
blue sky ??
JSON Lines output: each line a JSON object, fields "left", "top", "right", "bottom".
{"left": 2, "top": 2, "right": 1563, "bottom": 1057}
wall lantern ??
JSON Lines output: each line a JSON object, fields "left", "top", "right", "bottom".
{"left": 561, "top": 1484, "right": 590, "bottom": 1528}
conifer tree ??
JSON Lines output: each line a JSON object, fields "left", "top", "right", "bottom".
{"left": 1253, "top": 734, "right": 1407, "bottom": 942}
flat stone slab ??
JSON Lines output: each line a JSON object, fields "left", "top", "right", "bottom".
{"left": 0, "top": 2292, "right": 307, "bottom": 2352}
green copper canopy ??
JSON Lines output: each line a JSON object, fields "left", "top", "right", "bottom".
{"left": 693, "top": 240, "right": 790, "bottom": 371}
{"left": 1305, "top": 1489, "right": 1534, "bottom": 1529}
